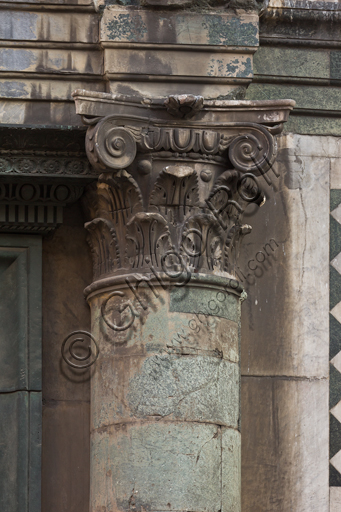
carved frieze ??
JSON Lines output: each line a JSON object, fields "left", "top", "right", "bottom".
{"left": 0, "top": 180, "right": 85, "bottom": 234}
{"left": 75, "top": 92, "right": 294, "bottom": 283}
{"left": 0, "top": 153, "right": 95, "bottom": 178}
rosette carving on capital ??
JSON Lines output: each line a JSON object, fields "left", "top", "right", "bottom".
{"left": 79, "top": 93, "right": 291, "bottom": 284}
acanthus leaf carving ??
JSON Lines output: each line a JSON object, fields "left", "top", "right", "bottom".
{"left": 224, "top": 224, "right": 252, "bottom": 273}
{"left": 126, "top": 212, "right": 172, "bottom": 269}
{"left": 181, "top": 212, "right": 224, "bottom": 272}
{"left": 149, "top": 165, "right": 199, "bottom": 214}
{"left": 85, "top": 218, "right": 120, "bottom": 280}
{"left": 97, "top": 170, "right": 143, "bottom": 225}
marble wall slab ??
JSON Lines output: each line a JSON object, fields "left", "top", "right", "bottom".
{"left": 240, "top": 133, "right": 331, "bottom": 511}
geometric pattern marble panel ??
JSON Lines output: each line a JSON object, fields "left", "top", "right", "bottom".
{"left": 330, "top": 190, "right": 341, "bottom": 488}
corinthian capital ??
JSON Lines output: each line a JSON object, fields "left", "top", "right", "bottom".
{"left": 74, "top": 91, "right": 294, "bottom": 286}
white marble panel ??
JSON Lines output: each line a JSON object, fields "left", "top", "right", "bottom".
{"left": 331, "top": 158, "right": 341, "bottom": 189}
{"left": 242, "top": 377, "right": 329, "bottom": 512}
{"left": 330, "top": 487, "right": 341, "bottom": 512}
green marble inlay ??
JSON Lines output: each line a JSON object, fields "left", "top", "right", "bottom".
{"left": 330, "top": 265, "right": 341, "bottom": 310}
{"left": 330, "top": 363, "right": 341, "bottom": 409}
{"left": 253, "top": 47, "right": 329, "bottom": 79}
{"left": 330, "top": 413, "right": 341, "bottom": 459}
{"left": 170, "top": 285, "right": 239, "bottom": 323}
{"left": 202, "top": 16, "right": 258, "bottom": 47}
{"left": 330, "top": 314, "right": 341, "bottom": 360}
{"left": 106, "top": 13, "right": 147, "bottom": 41}
{"left": 330, "top": 215, "right": 341, "bottom": 261}
{"left": 246, "top": 83, "right": 341, "bottom": 111}
{"left": 331, "top": 51, "right": 341, "bottom": 80}
{"left": 330, "top": 463, "right": 341, "bottom": 486}
{"left": 330, "top": 194, "right": 341, "bottom": 485}
{"left": 331, "top": 190, "right": 341, "bottom": 212}
{"left": 284, "top": 116, "right": 341, "bottom": 136}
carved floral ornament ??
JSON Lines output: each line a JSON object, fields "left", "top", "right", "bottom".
{"left": 75, "top": 92, "right": 295, "bottom": 285}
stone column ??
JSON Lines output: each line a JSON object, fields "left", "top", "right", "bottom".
{"left": 74, "top": 91, "right": 294, "bottom": 512}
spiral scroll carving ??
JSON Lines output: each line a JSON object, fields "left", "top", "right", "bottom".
{"left": 228, "top": 129, "right": 275, "bottom": 175}
{"left": 61, "top": 330, "right": 99, "bottom": 369}
{"left": 86, "top": 120, "right": 137, "bottom": 172}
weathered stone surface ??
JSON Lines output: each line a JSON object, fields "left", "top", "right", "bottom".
{"left": 241, "top": 133, "right": 329, "bottom": 379}
{"left": 104, "top": 49, "right": 253, "bottom": 79}
{"left": 91, "top": 422, "right": 224, "bottom": 512}
{"left": 0, "top": 48, "right": 102, "bottom": 75}
{"left": 253, "top": 47, "right": 330, "bottom": 79}
{"left": 42, "top": 203, "right": 92, "bottom": 401}
{"left": 241, "top": 377, "right": 329, "bottom": 512}
{"left": 94, "top": 294, "right": 239, "bottom": 359}
{"left": 42, "top": 400, "right": 90, "bottom": 512}
{"left": 285, "top": 116, "right": 341, "bottom": 137}
{"left": 247, "top": 83, "right": 341, "bottom": 112}
{"left": 331, "top": 158, "right": 341, "bottom": 189}
{"left": 239, "top": 133, "right": 331, "bottom": 511}
{"left": 0, "top": 79, "right": 105, "bottom": 101}
{"left": 89, "top": 279, "right": 240, "bottom": 430}
{"left": 0, "top": 11, "right": 98, "bottom": 43}
{"left": 0, "top": 392, "right": 41, "bottom": 512}
{"left": 100, "top": 7, "right": 258, "bottom": 96}
{"left": 170, "top": 281, "right": 240, "bottom": 322}
{"left": 222, "top": 428, "right": 241, "bottom": 512}
{"left": 330, "top": 487, "right": 341, "bottom": 512}
{"left": 7, "top": 0, "right": 93, "bottom": 4}
{"left": 262, "top": 1, "right": 341, "bottom": 44}
{"left": 42, "top": 203, "right": 92, "bottom": 512}
{"left": 74, "top": 89, "right": 294, "bottom": 123}
{"left": 92, "top": 351, "right": 239, "bottom": 428}
{"left": 101, "top": 8, "right": 259, "bottom": 46}
{"left": 0, "top": 99, "right": 82, "bottom": 125}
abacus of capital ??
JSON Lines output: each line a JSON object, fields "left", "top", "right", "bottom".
{"left": 73, "top": 90, "right": 294, "bottom": 512}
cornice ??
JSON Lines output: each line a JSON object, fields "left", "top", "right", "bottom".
{"left": 261, "top": 2, "right": 341, "bottom": 47}
{"left": 73, "top": 89, "right": 294, "bottom": 123}
{"left": 0, "top": 1, "right": 96, "bottom": 12}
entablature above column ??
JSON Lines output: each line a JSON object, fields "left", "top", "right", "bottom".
{"left": 0, "top": 126, "right": 97, "bottom": 234}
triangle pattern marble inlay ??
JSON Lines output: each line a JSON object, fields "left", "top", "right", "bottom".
{"left": 330, "top": 191, "right": 341, "bottom": 486}
{"left": 332, "top": 252, "right": 341, "bottom": 276}
{"left": 332, "top": 203, "right": 341, "bottom": 225}
{"left": 331, "top": 401, "right": 341, "bottom": 425}
{"left": 331, "top": 450, "right": 341, "bottom": 475}
{"left": 331, "top": 302, "right": 341, "bottom": 325}
{"left": 331, "top": 351, "right": 341, "bottom": 374}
